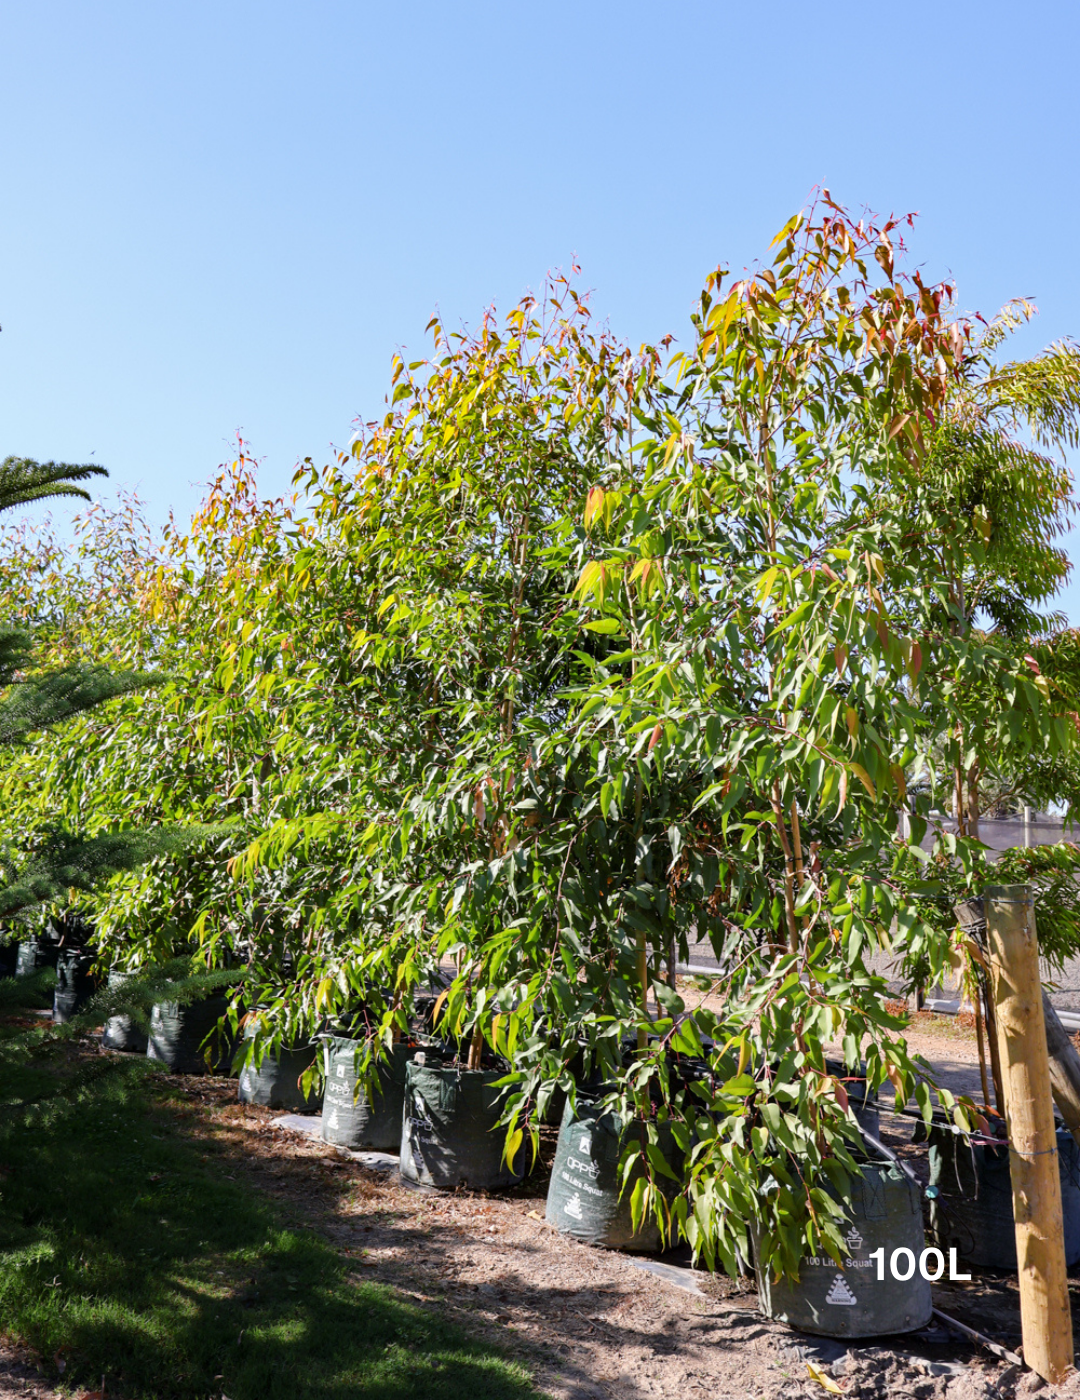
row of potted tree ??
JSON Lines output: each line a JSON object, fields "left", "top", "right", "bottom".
{"left": 3, "top": 198, "right": 1080, "bottom": 1282}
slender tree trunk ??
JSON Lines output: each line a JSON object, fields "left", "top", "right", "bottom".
{"left": 974, "top": 995, "right": 992, "bottom": 1108}
{"left": 967, "top": 762, "right": 981, "bottom": 843}
{"left": 953, "top": 739, "right": 966, "bottom": 839}
{"left": 790, "top": 800, "right": 807, "bottom": 940}
{"left": 503, "top": 516, "right": 530, "bottom": 739}
{"left": 981, "top": 973, "right": 1005, "bottom": 1115}
{"left": 770, "top": 782, "right": 799, "bottom": 955}
{"left": 634, "top": 770, "right": 648, "bottom": 1050}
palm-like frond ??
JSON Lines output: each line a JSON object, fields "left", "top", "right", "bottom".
{"left": 0, "top": 457, "right": 107, "bottom": 515}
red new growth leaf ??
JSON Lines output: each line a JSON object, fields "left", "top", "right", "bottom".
{"left": 583, "top": 487, "right": 605, "bottom": 530}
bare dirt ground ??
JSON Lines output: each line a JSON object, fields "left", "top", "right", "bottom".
{"left": 0, "top": 1347, "right": 84, "bottom": 1400}
{"left": 169, "top": 1086, "right": 993, "bottom": 1400}
{"left": 139, "top": 1078, "right": 1062, "bottom": 1400}
{"left": 7, "top": 1011, "right": 1080, "bottom": 1400}
{"left": 889, "top": 1011, "right": 988, "bottom": 1105}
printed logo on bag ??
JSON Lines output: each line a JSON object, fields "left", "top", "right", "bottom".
{"left": 845, "top": 1227, "right": 864, "bottom": 1251}
{"left": 578, "top": 1136, "right": 590, "bottom": 1154}
{"left": 337, "top": 1064, "right": 346, "bottom": 1079}
{"left": 825, "top": 1274, "right": 857, "bottom": 1306}
{"left": 564, "top": 1192, "right": 584, "bottom": 1221}
{"left": 326, "top": 1108, "right": 339, "bottom": 1130}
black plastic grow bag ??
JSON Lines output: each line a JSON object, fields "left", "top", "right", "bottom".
{"left": 400, "top": 1059, "right": 524, "bottom": 1190}
{"left": 924, "top": 1119, "right": 1080, "bottom": 1269}
{"left": 15, "top": 938, "right": 60, "bottom": 978}
{"left": 545, "top": 1091, "right": 683, "bottom": 1250}
{"left": 239, "top": 1041, "right": 319, "bottom": 1110}
{"left": 321, "top": 1038, "right": 418, "bottom": 1150}
{"left": 147, "top": 995, "right": 234, "bottom": 1074}
{"left": 101, "top": 970, "right": 149, "bottom": 1053}
{"left": 754, "top": 1157, "right": 931, "bottom": 1338}
{"left": 52, "top": 948, "right": 97, "bottom": 1024}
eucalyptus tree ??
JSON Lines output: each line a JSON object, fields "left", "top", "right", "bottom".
{"left": 231, "top": 204, "right": 1032, "bottom": 1275}
{"left": 232, "top": 277, "right": 642, "bottom": 1053}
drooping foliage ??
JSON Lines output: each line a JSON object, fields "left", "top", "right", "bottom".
{"left": 3, "top": 202, "right": 1079, "bottom": 1278}
{"left": 229, "top": 202, "right": 1032, "bottom": 1273}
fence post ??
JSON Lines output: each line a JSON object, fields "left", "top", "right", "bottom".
{"left": 986, "top": 884, "right": 1073, "bottom": 1383}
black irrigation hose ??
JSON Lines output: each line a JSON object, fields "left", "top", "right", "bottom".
{"left": 859, "top": 1128, "right": 923, "bottom": 1192}
{"left": 931, "top": 1307, "right": 1023, "bottom": 1370}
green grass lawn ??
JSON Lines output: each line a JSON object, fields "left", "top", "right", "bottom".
{"left": 0, "top": 1048, "right": 544, "bottom": 1400}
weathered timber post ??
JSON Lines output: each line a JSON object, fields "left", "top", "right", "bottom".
{"left": 986, "top": 884, "right": 1074, "bottom": 1383}
{"left": 1043, "top": 992, "right": 1080, "bottom": 1151}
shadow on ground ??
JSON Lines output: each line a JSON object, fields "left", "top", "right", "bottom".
{"left": 0, "top": 1050, "right": 542, "bottom": 1400}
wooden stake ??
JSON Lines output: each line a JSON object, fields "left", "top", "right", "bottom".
{"left": 974, "top": 994, "right": 992, "bottom": 1110}
{"left": 985, "top": 884, "right": 1074, "bottom": 1384}
{"left": 1042, "top": 992, "right": 1080, "bottom": 1151}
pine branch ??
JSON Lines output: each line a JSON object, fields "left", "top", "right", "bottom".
{"left": 0, "top": 960, "right": 247, "bottom": 1116}
{"left": 0, "top": 663, "right": 162, "bottom": 745}
{"left": 0, "top": 823, "right": 237, "bottom": 919}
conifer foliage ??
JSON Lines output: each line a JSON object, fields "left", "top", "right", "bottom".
{"left": 0, "top": 456, "right": 213, "bottom": 916}
{"left": 0, "top": 454, "right": 106, "bottom": 515}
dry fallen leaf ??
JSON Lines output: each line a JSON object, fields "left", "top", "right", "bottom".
{"left": 526, "top": 1209, "right": 544, "bottom": 1221}
{"left": 806, "top": 1359, "right": 844, "bottom": 1393}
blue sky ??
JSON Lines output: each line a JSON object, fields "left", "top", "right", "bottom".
{"left": 2, "top": 1, "right": 1079, "bottom": 615}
